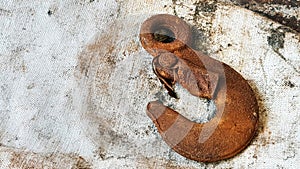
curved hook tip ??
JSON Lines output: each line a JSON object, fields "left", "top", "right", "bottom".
{"left": 146, "top": 101, "right": 165, "bottom": 120}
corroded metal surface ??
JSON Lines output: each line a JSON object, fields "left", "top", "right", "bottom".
{"left": 140, "top": 14, "right": 259, "bottom": 162}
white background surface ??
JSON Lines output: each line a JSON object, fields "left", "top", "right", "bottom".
{"left": 0, "top": 0, "right": 299, "bottom": 168}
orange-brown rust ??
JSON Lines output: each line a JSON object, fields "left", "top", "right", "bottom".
{"left": 140, "top": 14, "right": 192, "bottom": 57}
{"left": 140, "top": 14, "right": 259, "bottom": 162}
{"left": 152, "top": 53, "right": 219, "bottom": 99}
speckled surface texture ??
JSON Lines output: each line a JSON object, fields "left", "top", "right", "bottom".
{"left": 0, "top": 0, "right": 299, "bottom": 168}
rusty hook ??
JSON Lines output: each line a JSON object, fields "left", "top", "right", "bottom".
{"left": 140, "top": 14, "right": 259, "bottom": 162}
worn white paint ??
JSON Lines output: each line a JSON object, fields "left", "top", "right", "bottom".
{"left": 0, "top": 0, "right": 299, "bottom": 168}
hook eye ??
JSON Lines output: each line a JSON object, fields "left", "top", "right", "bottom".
{"left": 153, "top": 27, "right": 175, "bottom": 43}
{"left": 140, "top": 14, "right": 192, "bottom": 56}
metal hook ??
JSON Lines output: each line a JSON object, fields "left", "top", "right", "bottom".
{"left": 140, "top": 14, "right": 259, "bottom": 162}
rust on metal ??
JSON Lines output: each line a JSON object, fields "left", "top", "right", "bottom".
{"left": 140, "top": 14, "right": 259, "bottom": 162}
